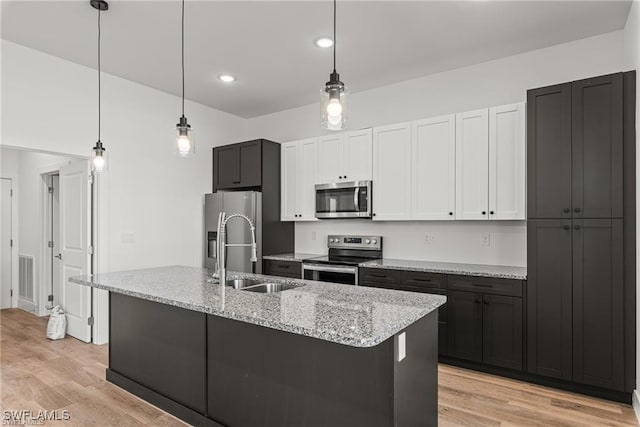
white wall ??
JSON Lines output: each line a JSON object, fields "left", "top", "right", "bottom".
{"left": 623, "top": 0, "right": 640, "bottom": 417}
{"left": 1, "top": 40, "right": 248, "bottom": 342}
{"left": 247, "top": 31, "right": 627, "bottom": 266}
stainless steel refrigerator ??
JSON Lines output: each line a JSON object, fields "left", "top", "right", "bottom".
{"left": 204, "top": 191, "right": 263, "bottom": 274}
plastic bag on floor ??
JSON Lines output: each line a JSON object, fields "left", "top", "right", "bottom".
{"left": 46, "top": 305, "right": 66, "bottom": 340}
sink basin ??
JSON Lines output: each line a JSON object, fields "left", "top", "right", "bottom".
{"left": 242, "top": 283, "right": 299, "bottom": 294}
{"left": 226, "top": 278, "right": 263, "bottom": 289}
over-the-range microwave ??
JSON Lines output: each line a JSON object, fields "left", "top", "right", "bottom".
{"left": 315, "top": 181, "right": 372, "bottom": 219}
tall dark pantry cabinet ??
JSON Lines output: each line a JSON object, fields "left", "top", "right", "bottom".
{"left": 527, "top": 72, "right": 636, "bottom": 400}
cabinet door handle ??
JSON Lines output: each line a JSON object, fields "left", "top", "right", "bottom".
{"left": 471, "top": 283, "right": 493, "bottom": 288}
{"left": 344, "top": 176, "right": 347, "bottom": 179}
{"left": 574, "top": 208, "right": 581, "bottom": 213}
{"left": 410, "top": 278, "right": 436, "bottom": 283}
{"left": 233, "top": 180, "right": 241, "bottom": 184}
{"left": 563, "top": 225, "right": 570, "bottom": 230}
{"left": 370, "top": 274, "right": 389, "bottom": 278}
{"left": 574, "top": 225, "right": 582, "bottom": 230}
{"left": 483, "top": 300, "right": 489, "bottom": 305}
{"left": 475, "top": 299, "right": 481, "bottom": 304}
{"left": 280, "top": 265, "right": 291, "bottom": 269}
{"left": 449, "top": 212, "right": 453, "bottom": 216}
{"left": 490, "top": 211, "right": 495, "bottom": 215}
{"left": 482, "top": 211, "right": 487, "bottom": 215}
{"left": 563, "top": 208, "right": 570, "bottom": 213}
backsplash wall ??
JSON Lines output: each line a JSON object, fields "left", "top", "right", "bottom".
{"left": 295, "top": 220, "right": 526, "bottom": 267}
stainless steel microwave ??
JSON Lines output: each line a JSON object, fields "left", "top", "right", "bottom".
{"left": 315, "top": 181, "right": 372, "bottom": 219}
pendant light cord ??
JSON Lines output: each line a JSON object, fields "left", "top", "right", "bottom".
{"left": 333, "top": 0, "right": 336, "bottom": 73}
{"left": 97, "top": 6, "right": 101, "bottom": 142}
{"left": 181, "top": 0, "right": 185, "bottom": 117}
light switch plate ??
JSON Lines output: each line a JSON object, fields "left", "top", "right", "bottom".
{"left": 397, "top": 332, "right": 406, "bottom": 362}
{"left": 481, "top": 234, "right": 491, "bottom": 247}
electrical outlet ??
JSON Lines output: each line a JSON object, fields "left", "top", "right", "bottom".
{"left": 425, "top": 235, "right": 435, "bottom": 245}
{"left": 121, "top": 232, "right": 135, "bottom": 244}
{"left": 481, "top": 234, "right": 491, "bottom": 247}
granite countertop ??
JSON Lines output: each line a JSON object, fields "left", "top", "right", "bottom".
{"left": 262, "top": 253, "right": 323, "bottom": 262}
{"left": 71, "top": 266, "right": 445, "bottom": 348}
{"left": 359, "top": 259, "right": 527, "bottom": 280}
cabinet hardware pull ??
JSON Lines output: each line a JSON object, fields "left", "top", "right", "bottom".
{"left": 574, "top": 225, "right": 581, "bottom": 230}
{"left": 344, "top": 176, "right": 347, "bottom": 179}
{"left": 563, "top": 225, "right": 570, "bottom": 230}
{"left": 475, "top": 299, "right": 481, "bottom": 304}
{"left": 370, "top": 274, "right": 388, "bottom": 278}
{"left": 470, "top": 283, "right": 493, "bottom": 288}
{"left": 280, "top": 265, "right": 291, "bottom": 269}
{"left": 449, "top": 212, "right": 453, "bottom": 216}
{"left": 483, "top": 300, "right": 489, "bottom": 305}
{"left": 482, "top": 211, "right": 486, "bottom": 215}
{"left": 574, "top": 208, "right": 581, "bottom": 213}
{"left": 490, "top": 211, "right": 495, "bottom": 215}
{"left": 563, "top": 208, "right": 570, "bottom": 213}
{"left": 410, "top": 278, "right": 435, "bottom": 283}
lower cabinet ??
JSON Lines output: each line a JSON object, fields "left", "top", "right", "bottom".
{"left": 262, "top": 259, "right": 302, "bottom": 279}
{"left": 447, "top": 291, "right": 483, "bottom": 363}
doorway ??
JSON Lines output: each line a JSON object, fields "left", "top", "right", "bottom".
{"left": 0, "top": 147, "right": 95, "bottom": 343}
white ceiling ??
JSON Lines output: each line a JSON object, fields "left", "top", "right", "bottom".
{"left": 1, "top": 1, "right": 632, "bottom": 118}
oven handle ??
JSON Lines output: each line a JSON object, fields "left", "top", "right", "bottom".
{"left": 354, "top": 187, "right": 360, "bottom": 213}
{"left": 302, "top": 264, "right": 358, "bottom": 274}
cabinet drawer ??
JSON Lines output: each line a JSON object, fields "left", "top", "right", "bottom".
{"left": 359, "top": 268, "right": 401, "bottom": 285}
{"left": 401, "top": 271, "right": 447, "bottom": 289}
{"left": 263, "top": 260, "right": 301, "bottom": 278}
{"left": 448, "top": 275, "right": 522, "bottom": 297}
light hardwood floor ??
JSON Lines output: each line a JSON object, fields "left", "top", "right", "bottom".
{"left": 1, "top": 308, "right": 637, "bottom": 426}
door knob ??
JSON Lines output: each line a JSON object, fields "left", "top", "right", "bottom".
{"left": 54, "top": 253, "right": 62, "bottom": 260}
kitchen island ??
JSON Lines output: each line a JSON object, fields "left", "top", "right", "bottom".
{"left": 71, "top": 266, "right": 446, "bottom": 427}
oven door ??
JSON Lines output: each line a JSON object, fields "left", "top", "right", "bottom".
{"left": 315, "top": 181, "right": 371, "bottom": 219}
{"left": 302, "top": 264, "right": 358, "bottom": 285}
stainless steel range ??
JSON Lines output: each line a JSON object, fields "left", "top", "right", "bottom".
{"left": 302, "top": 235, "right": 382, "bottom": 285}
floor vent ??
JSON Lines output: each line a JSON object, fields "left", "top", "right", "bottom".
{"left": 18, "top": 255, "right": 34, "bottom": 302}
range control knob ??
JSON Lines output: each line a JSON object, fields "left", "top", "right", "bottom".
{"left": 371, "top": 239, "right": 378, "bottom": 245}
{"left": 365, "top": 239, "right": 371, "bottom": 244}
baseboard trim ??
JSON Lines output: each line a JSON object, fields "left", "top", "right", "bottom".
{"left": 633, "top": 390, "right": 640, "bottom": 422}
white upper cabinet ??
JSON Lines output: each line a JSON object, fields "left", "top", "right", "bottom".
{"left": 281, "top": 141, "right": 299, "bottom": 221}
{"left": 373, "top": 123, "right": 412, "bottom": 220}
{"left": 411, "top": 115, "right": 456, "bottom": 220}
{"left": 317, "top": 129, "right": 373, "bottom": 183}
{"left": 489, "top": 103, "right": 526, "bottom": 220}
{"left": 343, "top": 128, "right": 373, "bottom": 182}
{"left": 456, "top": 109, "right": 490, "bottom": 220}
{"left": 317, "top": 134, "right": 344, "bottom": 183}
{"left": 281, "top": 138, "right": 318, "bottom": 222}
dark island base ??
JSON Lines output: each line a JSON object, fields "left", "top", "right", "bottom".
{"left": 107, "top": 292, "right": 439, "bottom": 427}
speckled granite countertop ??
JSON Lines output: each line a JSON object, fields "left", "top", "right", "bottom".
{"left": 359, "top": 259, "right": 527, "bottom": 280}
{"left": 70, "top": 266, "right": 445, "bottom": 348}
{"left": 262, "top": 253, "right": 323, "bottom": 262}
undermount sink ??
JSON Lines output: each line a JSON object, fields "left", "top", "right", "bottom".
{"left": 226, "top": 278, "right": 263, "bottom": 289}
{"left": 242, "top": 283, "right": 299, "bottom": 294}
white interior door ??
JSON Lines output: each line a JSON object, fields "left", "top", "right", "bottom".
{"left": 1, "top": 179, "right": 12, "bottom": 309}
{"left": 456, "top": 109, "right": 489, "bottom": 220}
{"left": 59, "top": 160, "right": 92, "bottom": 342}
{"left": 412, "top": 115, "right": 456, "bottom": 220}
{"left": 51, "top": 175, "right": 61, "bottom": 307}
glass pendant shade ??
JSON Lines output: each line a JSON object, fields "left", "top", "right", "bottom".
{"left": 176, "top": 116, "right": 195, "bottom": 157}
{"left": 92, "top": 141, "right": 108, "bottom": 172}
{"left": 321, "top": 72, "right": 348, "bottom": 131}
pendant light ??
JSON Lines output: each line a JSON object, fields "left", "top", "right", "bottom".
{"left": 321, "top": 0, "right": 348, "bottom": 131}
{"left": 91, "top": 0, "right": 108, "bottom": 172}
{"left": 176, "top": 0, "right": 194, "bottom": 157}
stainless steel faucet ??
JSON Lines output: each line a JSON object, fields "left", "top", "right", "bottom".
{"left": 216, "top": 212, "right": 258, "bottom": 286}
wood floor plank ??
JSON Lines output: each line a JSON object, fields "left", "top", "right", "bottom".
{"left": 1, "top": 308, "right": 638, "bottom": 426}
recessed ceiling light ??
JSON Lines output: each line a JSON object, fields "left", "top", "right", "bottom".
{"left": 218, "top": 74, "right": 236, "bottom": 83}
{"left": 314, "top": 37, "right": 334, "bottom": 48}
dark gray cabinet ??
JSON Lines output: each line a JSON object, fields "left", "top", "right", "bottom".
{"left": 527, "top": 219, "right": 573, "bottom": 381}
{"left": 482, "top": 294, "right": 523, "bottom": 371}
{"left": 213, "top": 140, "right": 263, "bottom": 191}
{"left": 526, "top": 71, "right": 634, "bottom": 396}
{"left": 262, "top": 259, "right": 302, "bottom": 279}
{"left": 527, "top": 83, "right": 572, "bottom": 219}
{"left": 571, "top": 74, "right": 624, "bottom": 219}
{"left": 572, "top": 219, "right": 624, "bottom": 390}
{"left": 446, "top": 290, "right": 483, "bottom": 363}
